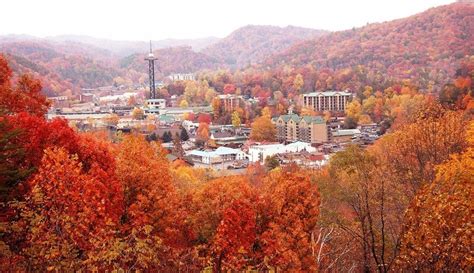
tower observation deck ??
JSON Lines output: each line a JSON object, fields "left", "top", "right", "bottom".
{"left": 145, "top": 41, "right": 158, "bottom": 99}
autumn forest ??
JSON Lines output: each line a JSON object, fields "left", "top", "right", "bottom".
{"left": 1, "top": 1, "right": 474, "bottom": 272}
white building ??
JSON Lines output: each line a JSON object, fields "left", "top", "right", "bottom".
{"left": 248, "top": 141, "right": 316, "bottom": 163}
{"left": 332, "top": 129, "right": 362, "bottom": 143}
{"left": 145, "top": 99, "right": 166, "bottom": 114}
{"left": 99, "top": 92, "right": 138, "bottom": 103}
{"left": 182, "top": 120, "right": 199, "bottom": 131}
{"left": 187, "top": 147, "right": 246, "bottom": 164}
{"left": 168, "top": 73, "right": 195, "bottom": 81}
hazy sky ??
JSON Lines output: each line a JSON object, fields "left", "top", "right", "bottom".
{"left": 1, "top": 0, "right": 455, "bottom": 41}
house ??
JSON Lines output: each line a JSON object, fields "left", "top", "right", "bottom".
{"left": 303, "top": 91, "right": 352, "bottom": 112}
{"left": 275, "top": 114, "right": 329, "bottom": 144}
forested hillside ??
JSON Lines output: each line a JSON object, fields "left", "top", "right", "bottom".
{"left": 120, "top": 46, "right": 221, "bottom": 78}
{"left": 49, "top": 35, "right": 220, "bottom": 56}
{"left": 0, "top": 3, "right": 472, "bottom": 97}
{"left": 203, "top": 25, "right": 327, "bottom": 67}
{"left": 265, "top": 3, "right": 474, "bottom": 92}
{"left": 0, "top": 41, "right": 121, "bottom": 96}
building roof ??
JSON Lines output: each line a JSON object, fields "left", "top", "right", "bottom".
{"left": 279, "top": 114, "right": 300, "bottom": 122}
{"left": 188, "top": 147, "right": 243, "bottom": 158}
{"left": 210, "top": 131, "right": 234, "bottom": 139}
{"left": 277, "top": 114, "right": 325, "bottom": 124}
{"left": 304, "top": 90, "right": 352, "bottom": 97}
{"left": 249, "top": 143, "right": 285, "bottom": 150}
{"left": 301, "top": 116, "right": 326, "bottom": 124}
{"left": 286, "top": 141, "right": 313, "bottom": 149}
{"left": 214, "top": 146, "right": 243, "bottom": 155}
{"left": 166, "top": 154, "right": 178, "bottom": 161}
{"left": 158, "top": 114, "right": 175, "bottom": 123}
{"left": 188, "top": 150, "right": 220, "bottom": 158}
{"left": 333, "top": 129, "right": 361, "bottom": 137}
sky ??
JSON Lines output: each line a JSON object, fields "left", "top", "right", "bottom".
{"left": 1, "top": 0, "right": 455, "bottom": 41}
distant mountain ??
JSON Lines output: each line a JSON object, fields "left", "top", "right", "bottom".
{"left": 202, "top": 25, "right": 327, "bottom": 67}
{"left": 0, "top": 40, "right": 121, "bottom": 96}
{"left": 48, "top": 35, "right": 220, "bottom": 57}
{"left": 2, "top": 2, "right": 472, "bottom": 98}
{"left": 120, "top": 46, "right": 221, "bottom": 77}
{"left": 265, "top": 3, "right": 474, "bottom": 91}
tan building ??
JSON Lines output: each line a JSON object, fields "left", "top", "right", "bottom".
{"left": 218, "top": 94, "right": 243, "bottom": 112}
{"left": 48, "top": 96, "right": 70, "bottom": 108}
{"left": 274, "top": 114, "right": 329, "bottom": 144}
{"left": 303, "top": 91, "right": 352, "bottom": 112}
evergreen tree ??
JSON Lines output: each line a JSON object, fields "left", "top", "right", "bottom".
{"left": 180, "top": 127, "right": 189, "bottom": 141}
{"left": 162, "top": 131, "right": 172, "bottom": 143}
{"left": 146, "top": 132, "right": 158, "bottom": 142}
{"left": 0, "top": 118, "right": 33, "bottom": 200}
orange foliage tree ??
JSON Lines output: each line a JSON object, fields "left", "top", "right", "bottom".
{"left": 250, "top": 114, "right": 276, "bottom": 142}
{"left": 112, "top": 135, "right": 191, "bottom": 270}
{"left": 261, "top": 167, "right": 320, "bottom": 271}
{"left": 7, "top": 148, "right": 123, "bottom": 271}
{"left": 397, "top": 122, "right": 474, "bottom": 271}
{"left": 0, "top": 55, "right": 50, "bottom": 117}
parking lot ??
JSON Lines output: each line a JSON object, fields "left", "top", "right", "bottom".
{"left": 192, "top": 161, "right": 248, "bottom": 175}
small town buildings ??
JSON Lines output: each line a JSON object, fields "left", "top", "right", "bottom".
{"left": 48, "top": 96, "right": 70, "bottom": 108}
{"left": 276, "top": 151, "right": 330, "bottom": 168}
{"left": 332, "top": 129, "right": 361, "bottom": 143}
{"left": 145, "top": 99, "right": 166, "bottom": 114}
{"left": 274, "top": 114, "right": 329, "bottom": 144}
{"left": 111, "top": 105, "right": 134, "bottom": 116}
{"left": 99, "top": 92, "right": 138, "bottom": 104}
{"left": 210, "top": 132, "right": 248, "bottom": 147}
{"left": 168, "top": 73, "right": 195, "bottom": 81}
{"left": 47, "top": 111, "right": 110, "bottom": 122}
{"left": 248, "top": 141, "right": 316, "bottom": 163}
{"left": 217, "top": 94, "right": 243, "bottom": 112}
{"left": 187, "top": 147, "right": 246, "bottom": 164}
{"left": 80, "top": 93, "right": 95, "bottom": 103}
{"left": 303, "top": 91, "right": 352, "bottom": 112}
{"left": 157, "top": 106, "right": 213, "bottom": 119}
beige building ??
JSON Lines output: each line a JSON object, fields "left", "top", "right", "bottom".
{"left": 217, "top": 94, "right": 243, "bottom": 112}
{"left": 274, "top": 114, "right": 329, "bottom": 144}
{"left": 303, "top": 91, "right": 352, "bottom": 112}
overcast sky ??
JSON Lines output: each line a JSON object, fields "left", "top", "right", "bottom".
{"left": 1, "top": 0, "right": 455, "bottom": 41}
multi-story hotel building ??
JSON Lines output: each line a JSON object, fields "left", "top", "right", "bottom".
{"left": 274, "top": 114, "right": 329, "bottom": 144}
{"left": 303, "top": 91, "right": 352, "bottom": 112}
